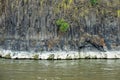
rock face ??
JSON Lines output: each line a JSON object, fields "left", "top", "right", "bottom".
{"left": 0, "top": 0, "right": 120, "bottom": 53}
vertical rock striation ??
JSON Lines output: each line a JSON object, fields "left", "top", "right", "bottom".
{"left": 0, "top": 0, "right": 120, "bottom": 59}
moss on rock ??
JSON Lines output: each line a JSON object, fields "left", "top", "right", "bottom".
{"left": 4, "top": 54, "right": 11, "bottom": 59}
{"left": 33, "top": 54, "right": 39, "bottom": 60}
{"left": 47, "top": 54, "right": 55, "bottom": 60}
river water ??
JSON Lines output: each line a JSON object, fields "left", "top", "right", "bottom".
{"left": 0, "top": 59, "right": 120, "bottom": 80}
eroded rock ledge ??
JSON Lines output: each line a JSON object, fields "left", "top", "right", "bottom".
{"left": 0, "top": 49, "right": 120, "bottom": 60}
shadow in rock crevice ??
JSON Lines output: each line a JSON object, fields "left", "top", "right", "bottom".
{"left": 78, "top": 40, "right": 106, "bottom": 52}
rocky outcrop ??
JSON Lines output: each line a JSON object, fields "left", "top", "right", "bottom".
{"left": 0, "top": 0, "right": 120, "bottom": 53}
{"left": 79, "top": 33, "right": 106, "bottom": 52}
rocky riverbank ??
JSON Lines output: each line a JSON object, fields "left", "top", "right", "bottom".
{"left": 0, "top": 0, "right": 120, "bottom": 59}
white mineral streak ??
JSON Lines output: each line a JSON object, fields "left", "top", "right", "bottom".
{"left": 0, "top": 49, "right": 120, "bottom": 59}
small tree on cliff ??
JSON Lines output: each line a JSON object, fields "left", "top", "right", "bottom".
{"left": 56, "top": 19, "right": 69, "bottom": 32}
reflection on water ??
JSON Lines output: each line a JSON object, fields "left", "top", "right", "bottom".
{"left": 0, "top": 59, "right": 120, "bottom": 80}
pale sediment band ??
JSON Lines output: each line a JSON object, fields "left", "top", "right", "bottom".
{"left": 0, "top": 49, "right": 120, "bottom": 60}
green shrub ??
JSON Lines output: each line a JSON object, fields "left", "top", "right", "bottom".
{"left": 90, "top": 0, "right": 98, "bottom": 6}
{"left": 56, "top": 19, "right": 69, "bottom": 32}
